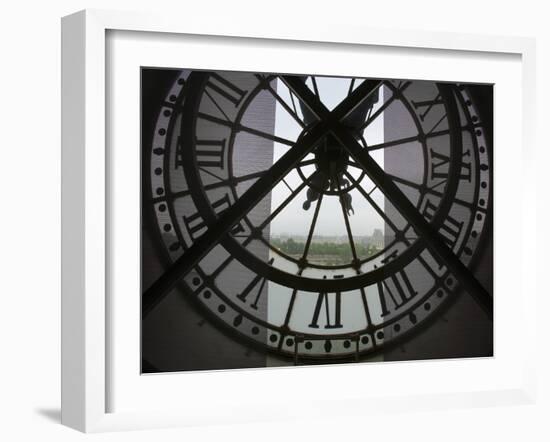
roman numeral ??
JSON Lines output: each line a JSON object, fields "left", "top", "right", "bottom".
{"left": 205, "top": 73, "right": 248, "bottom": 107}
{"left": 430, "top": 148, "right": 472, "bottom": 182}
{"left": 195, "top": 138, "right": 226, "bottom": 169}
{"left": 236, "top": 258, "right": 274, "bottom": 309}
{"left": 176, "top": 137, "right": 227, "bottom": 169}
{"left": 412, "top": 93, "right": 447, "bottom": 135}
{"left": 309, "top": 291, "right": 343, "bottom": 329}
{"left": 183, "top": 194, "right": 244, "bottom": 240}
{"left": 423, "top": 199, "right": 464, "bottom": 248}
{"left": 412, "top": 93, "right": 443, "bottom": 121}
{"left": 377, "top": 269, "right": 418, "bottom": 317}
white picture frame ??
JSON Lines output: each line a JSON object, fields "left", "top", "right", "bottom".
{"left": 61, "top": 9, "right": 537, "bottom": 433}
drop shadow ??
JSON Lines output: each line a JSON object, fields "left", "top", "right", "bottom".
{"left": 35, "top": 407, "right": 61, "bottom": 423}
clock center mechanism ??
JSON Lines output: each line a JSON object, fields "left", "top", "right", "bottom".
{"left": 314, "top": 135, "right": 350, "bottom": 179}
{"left": 302, "top": 135, "right": 354, "bottom": 213}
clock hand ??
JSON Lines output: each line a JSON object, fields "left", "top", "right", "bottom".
{"left": 302, "top": 169, "right": 328, "bottom": 211}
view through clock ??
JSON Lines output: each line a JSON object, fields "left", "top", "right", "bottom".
{"left": 141, "top": 68, "right": 493, "bottom": 372}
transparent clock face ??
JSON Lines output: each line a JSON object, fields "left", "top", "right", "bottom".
{"left": 141, "top": 68, "right": 493, "bottom": 372}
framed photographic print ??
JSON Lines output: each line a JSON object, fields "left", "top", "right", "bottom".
{"left": 141, "top": 68, "right": 493, "bottom": 372}
{"left": 62, "top": 9, "right": 537, "bottom": 432}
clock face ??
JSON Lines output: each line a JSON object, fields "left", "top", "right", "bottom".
{"left": 142, "top": 68, "right": 493, "bottom": 370}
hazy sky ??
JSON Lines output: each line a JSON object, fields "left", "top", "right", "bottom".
{"left": 269, "top": 77, "right": 386, "bottom": 237}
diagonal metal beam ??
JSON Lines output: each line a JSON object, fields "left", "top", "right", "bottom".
{"left": 285, "top": 78, "right": 493, "bottom": 319}
{"left": 281, "top": 75, "right": 382, "bottom": 124}
{"left": 336, "top": 124, "right": 493, "bottom": 319}
{"left": 143, "top": 76, "right": 387, "bottom": 317}
{"left": 143, "top": 127, "right": 321, "bottom": 317}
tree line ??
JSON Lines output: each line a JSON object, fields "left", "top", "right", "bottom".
{"left": 271, "top": 237, "right": 377, "bottom": 261}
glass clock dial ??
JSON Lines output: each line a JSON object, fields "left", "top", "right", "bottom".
{"left": 143, "top": 69, "right": 492, "bottom": 363}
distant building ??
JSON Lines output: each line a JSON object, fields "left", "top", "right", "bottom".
{"left": 371, "top": 228, "right": 384, "bottom": 249}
